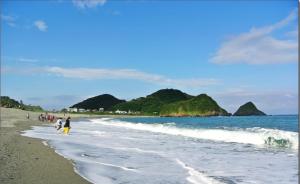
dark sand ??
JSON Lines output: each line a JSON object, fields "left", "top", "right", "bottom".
{"left": 0, "top": 108, "right": 90, "bottom": 184}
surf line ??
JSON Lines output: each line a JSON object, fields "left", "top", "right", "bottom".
{"left": 94, "top": 161, "right": 139, "bottom": 173}
{"left": 175, "top": 159, "right": 223, "bottom": 184}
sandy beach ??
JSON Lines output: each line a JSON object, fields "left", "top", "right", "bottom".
{"left": 0, "top": 108, "right": 91, "bottom": 184}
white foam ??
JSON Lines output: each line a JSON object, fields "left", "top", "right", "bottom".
{"left": 22, "top": 119, "right": 298, "bottom": 184}
{"left": 80, "top": 153, "right": 139, "bottom": 172}
{"left": 176, "top": 159, "right": 223, "bottom": 184}
{"left": 42, "top": 141, "right": 48, "bottom": 146}
{"left": 94, "top": 161, "right": 138, "bottom": 172}
{"left": 105, "top": 146, "right": 163, "bottom": 155}
{"left": 90, "top": 119, "right": 298, "bottom": 150}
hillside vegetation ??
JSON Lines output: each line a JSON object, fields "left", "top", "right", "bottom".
{"left": 160, "top": 94, "right": 229, "bottom": 116}
{"left": 112, "top": 89, "right": 193, "bottom": 114}
{"left": 71, "top": 94, "right": 125, "bottom": 111}
{"left": 233, "top": 102, "right": 266, "bottom": 116}
{"left": 0, "top": 96, "right": 43, "bottom": 112}
{"left": 68, "top": 89, "right": 266, "bottom": 117}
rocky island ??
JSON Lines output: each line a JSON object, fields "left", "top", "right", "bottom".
{"left": 233, "top": 102, "right": 266, "bottom": 116}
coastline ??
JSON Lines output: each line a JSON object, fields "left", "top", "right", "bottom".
{"left": 0, "top": 108, "right": 91, "bottom": 184}
{"left": 21, "top": 113, "right": 298, "bottom": 184}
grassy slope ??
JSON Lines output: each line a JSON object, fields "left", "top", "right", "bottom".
{"left": 160, "top": 94, "right": 229, "bottom": 116}
{"left": 112, "top": 89, "right": 192, "bottom": 114}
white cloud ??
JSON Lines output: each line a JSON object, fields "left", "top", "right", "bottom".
{"left": 1, "top": 66, "right": 41, "bottom": 75}
{"left": 211, "top": 10, "right": 298, "bottom": 65}
{"left": 1, "top": 66, "right": 219, "bottom": 89}
{"left": 2, "top": 65, "right": 219, "bottom": 88}
{"left": 34, "top": 20, "right": 48, "bottom": 32}
{"left": 285, "top": 29, "right": 298, "bottom": 38}
{"left": 18, "top": 57, "right": 39, "bottom": 63}
{"left": 72, "top": 0, "right": 106, "bottom": 9}
{"left": 1, "top": 14, "right": 17, "bottom": 27}
{"left": 44, "top": 66, "right": 218, "bottom": 88}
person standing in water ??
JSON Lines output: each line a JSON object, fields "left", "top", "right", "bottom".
{"left": 63, "top": 117, "right": 71, "bottom": 134}
{"left": 55, "top": 117, "right": 63, "bottom": 132}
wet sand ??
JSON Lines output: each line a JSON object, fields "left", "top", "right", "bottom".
{"left": 0, "top": 108, "right": 90, "bottom": 184}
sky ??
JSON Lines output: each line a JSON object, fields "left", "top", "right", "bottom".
{"left": 1, "top": 0, "right": 298, "bottom": 114}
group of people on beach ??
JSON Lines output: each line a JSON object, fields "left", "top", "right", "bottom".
{"left": 38, "top": 113, "right": 56, "bottom": 122}
{"left": 37, "top": 113, "right": 71, "bottom": 134}
{"left": 55, "top": 117, "right": 71, "bottom": 134}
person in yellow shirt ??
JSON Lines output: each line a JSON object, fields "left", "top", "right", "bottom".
{"left": 63, "top": 117, "right": 71, "bottom": 134}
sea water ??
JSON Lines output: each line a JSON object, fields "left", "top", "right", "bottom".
{"left": 22, "top": 115, "right": 298, "bottom": 184}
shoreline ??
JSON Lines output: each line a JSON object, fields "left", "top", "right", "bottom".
{"left": 20, "top": 112, "right": 298, "bottom": 184}
{"left": 1, "top": 107, "right": 297, "bottom": 184}
{"left": 0, "top": 108, "right": 93, "bottom": 184}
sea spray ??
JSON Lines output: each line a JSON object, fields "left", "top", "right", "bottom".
{"left": 90, "top": 118, "right": 298, "bottom": 150}
{"left": 22, "top": 116, "right": 298, "bottom": 184}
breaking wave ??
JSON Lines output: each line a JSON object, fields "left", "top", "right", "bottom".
{"left": 90, "top": 118, "right": 298, "bottom": 150}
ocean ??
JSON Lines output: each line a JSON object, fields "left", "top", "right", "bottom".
{"left": 22, "top": 115, "right": 298, "bottom": 184}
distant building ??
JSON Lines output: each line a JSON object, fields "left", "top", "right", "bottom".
{"left": 127, "top": 110, "right": 141, "bottom": 115}
{"left": 68, "top": 107, "right": 78, "bottom": 112}
{"left": 78, "top": 108, "right": 86, "bottom": 113}
{"left": 115, "top": 110, "right": 127, "bottom": 114}
{"left": 99, "top": 108, "right": 104, "bottom": 112}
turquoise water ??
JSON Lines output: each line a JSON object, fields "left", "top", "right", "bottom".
{"left": 117, "top": 115, "right": 298, "bottom": 132}
{"left": 23, "top": 115, "right": 298, "bottom": 184}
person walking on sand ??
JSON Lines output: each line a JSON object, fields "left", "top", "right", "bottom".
{"left": 63, "top": 117, "right": 71, "bottom": 134}
{"left": 26, "top": 113, "right": 30, "bottom": 119}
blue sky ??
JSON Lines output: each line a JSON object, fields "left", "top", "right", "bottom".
{"left": 1, "top": 0, "right": 298, "bottom": 114}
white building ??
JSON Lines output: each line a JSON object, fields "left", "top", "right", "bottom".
{"left": 68, "top": 108, "right": 78, "bottom": 112}
{"left": 78, "top": 108, "right": 86, "bottom": 112}
{"left": 115, "top": 110, "right": 127, "bottom": 114}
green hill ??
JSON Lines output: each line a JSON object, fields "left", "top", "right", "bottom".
{"left": 70, "top": 94, "right": 125, "bottom": 110}
{"left": 69, "top": 89, "right": 233, "bottom": 116}
{"left": 112, "top": 89, "right": 193, "bottom": 114}
{"left": 0, "top": 96, "right": 43, "bottom": 111}
{"left": 1, "top": 96, "right": 21, "bottom": 108}
{"left": 160, "top": 94, "right": 229, "bottom": 116}
{"left": 233, "top": 102, "right": 266, "bottom": 116}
